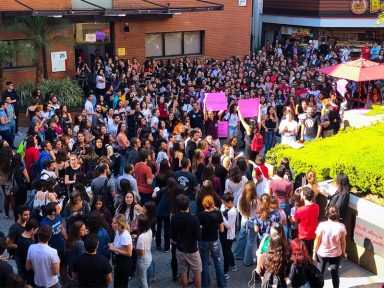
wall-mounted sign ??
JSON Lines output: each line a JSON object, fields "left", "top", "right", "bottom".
{"left": 51, "top": 51, "right": 67, "bottom": 72}
{"left": 238, "top": 0, "right": 247, "bottom": 7}
{"left": 351, "top": 0, "right": 383, "bottom": 14}
{"left": 354, "top": 216, "right": 384, "bottom": 257}
{"left": 117, "top": 48, "right": 126, "bottom": 56}
{"left": 85, "top": 33, "right": 96, "bottom": 42}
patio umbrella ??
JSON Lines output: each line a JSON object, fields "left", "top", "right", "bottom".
{"left": 318, "top": 58, "right": 384, "bottom": 82}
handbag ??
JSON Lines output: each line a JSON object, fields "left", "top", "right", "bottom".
{"left": 4, "top": 173, "right": 19, "bottom": 196}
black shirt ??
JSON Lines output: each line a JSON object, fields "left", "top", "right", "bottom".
{"left": 0, "top": 260, "right": 13, "bottom": 286}
{"left": 72, "top": 253, "right": 112, "bottom": 288}
{"left": 303, "top": 115, "right": 320, "bottom": 138}
{"left": 186, "top": 140, "right": 197, "bottom": 161}
{"left": 7, "top": 222, "right": 25, "bottom": 256}
{"left": 171, "top": 212, "right": 201, "bottom": 253}
{"left": 188, "top": 109, "right": 204, "bottom": 129}
{"left": 15, "top": 235, "right": 34, "bottom": 281}
{"left": 197, "top": 210, "right": 223, "bottom": 242}
{"left": 173, "top": 170, "right": 197, "bottom": 200}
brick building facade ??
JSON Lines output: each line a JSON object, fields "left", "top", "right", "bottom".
{"left": 0, "top": 0, "right": 252, "bottom": 86}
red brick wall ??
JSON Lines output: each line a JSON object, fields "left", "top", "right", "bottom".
{"left": 114, "top": 0, "right": 253, "bottom": 62}
{"left": 0, "top": 0, "right": 71, "bottom": 11}
{"left": 1, "top": 27, "right": 76, "bottom": 86}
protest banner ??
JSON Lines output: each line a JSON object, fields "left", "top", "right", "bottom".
{"left": 238, "top": 98, "right": 260, "bottom": 118}
{"left": 217, "top": 121, "right": 228, "bottom": 138}
{"left": 205, "top": 92, "right": 227, "bottom": 111}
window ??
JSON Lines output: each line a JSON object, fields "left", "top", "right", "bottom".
{"left": 145, "top": 31, "right": 204, "bottom": 58}
{"left": 75, "top": 23, "right": 110, "bottom": 44}
{"left": 3, "top": 40, "right": 35, "bottom": 69}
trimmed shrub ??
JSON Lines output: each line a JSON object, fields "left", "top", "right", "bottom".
{"left": 266, "top": 122, "right": 384, "bottom": 197}
{"left": 366, "top": 105, "right": 384, "bottom": 116}
{"left": 17, "top": 77, "right": 84, "bottom": 109}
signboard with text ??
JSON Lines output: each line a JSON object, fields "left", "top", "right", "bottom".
{"left": 354, "top": 216, "right": 384, "bottom": 257}
{"left": 204, "top": 92, "right": 227, "bottom": 111}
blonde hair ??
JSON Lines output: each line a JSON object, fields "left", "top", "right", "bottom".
{"left": 114, "top": 214, "right": 130, "bottom": 232}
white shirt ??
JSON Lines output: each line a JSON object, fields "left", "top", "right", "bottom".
{"left": 137, "top": 229, "right": 153, "bottom": 258}
{"left": 40, "top": 169, "right": 57, "bottom": 180}
{"left": 225, "top": 176, "right": 248, "bottom": 207}
{"left": 108, "top": 122, "right": 118, "bottom": 138}
{"left": 221, "top": 205, "right": 237, "bottom": 240}
{"left": 96, "top": 75, "right": 106, "bottom": 89}
{"left": 114, "top": 230, "right": 132, "bottom": 253}
{"left": 225, "top": 113, "right": 239, "bottom": 128}
{"left": 27, "top": 243, "right": 60, "bottom": 288}
{"left": 84, "top": 100, "right": 94, "bottom": 121}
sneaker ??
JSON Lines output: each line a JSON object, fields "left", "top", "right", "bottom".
{"left": 231, "top": 265, "right": 238, "bottom": 272}
{"left": 224, "top": 273, "right": 230, "bottom": 280}
{"left": 163, "top": 249, "right": 170, "bottom": 253}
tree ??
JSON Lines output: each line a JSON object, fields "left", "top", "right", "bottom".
{"left": 7, "top": 16, "right": 69, "bottom": 86}
{"left": 0, "top": 41, "right": 25, "bottom": 91}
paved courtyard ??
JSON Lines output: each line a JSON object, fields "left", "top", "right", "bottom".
{"left": 0, "top": 129, "right": 382, "bottom": 288}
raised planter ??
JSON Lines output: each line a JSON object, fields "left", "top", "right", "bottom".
{"left": 345, "top": 193, "right": 384, "bottom": 278}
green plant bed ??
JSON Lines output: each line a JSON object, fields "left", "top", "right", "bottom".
{"left": 365, "top": 104, "right": 384, "bottom": 116}
{"left": 17, "top": 78, "right": 84, "bottom": 109}
{"left": 267, "top": 122, "right": 384, "bottom": 198}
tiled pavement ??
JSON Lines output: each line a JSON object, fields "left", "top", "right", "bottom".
{"left": 1, "top": 129, "right": 382, "bottom": 288}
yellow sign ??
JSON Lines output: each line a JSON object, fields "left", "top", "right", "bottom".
{"left": 117, "top": 48, "right": 126, "bottom": 56}
{"left": 350, "top": 0, "right": 384, "bottom": 14}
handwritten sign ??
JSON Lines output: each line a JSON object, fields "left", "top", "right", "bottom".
{"left": 85, "top": 33, "right": 96, "bottom": 42}
{"left": 238, "top": 98, "right": 260, "bottom": 118}
{"left": 354, "top": 216, "right": 384, "bottom": 257}
{"left": 217, "top": 121, "right": 228, "bottom": 138}
{"left": 205, "top": 92, "right": 227, "bottom": 111}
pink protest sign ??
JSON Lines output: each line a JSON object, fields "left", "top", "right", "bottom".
{"left": 217, "top": 121, "right": 228, "bottom": 138}
{"left": 205, "top": 92, "right": 227, "bottom": 111}
{"left": 238, "top": 98, "right": 260, "bottom": 118}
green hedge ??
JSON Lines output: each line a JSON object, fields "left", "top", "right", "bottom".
{"left": 17, "top": 78, "right": 84, "bottom": 109}
{"left": 366, "top": 104, "right": 384, "bottom": 116}
{"left": 266, "top": 122, "right": 384, "bottom": 197}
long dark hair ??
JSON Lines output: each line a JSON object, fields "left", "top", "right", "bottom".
{"left": 265, "top": 233, "right": 287, "bottom": 274}
{"left": 86, "top": 210, "right": 114, "bottom": 240}
{"left": 137, "top": 214, "right": 150, "bottom": 236}
{"left": 156, "top": 159, "right": 172, "bottom": 183}
{"left": 201, "top": 164, "right": 215, "bottom": 182}
{"left": 0, "top": 146, "right": 13, "bottom": 178}
{"left": 117, "top": 191, "right": 137, "bottom": 221}
{"left": 65, "top": 220, "right": 84, "bottom": 250}
{"left": 336, "top": 173, "right": 350, "bottom": 194}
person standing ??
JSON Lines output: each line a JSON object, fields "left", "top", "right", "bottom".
{"left": 0, "top": 99, "right": 11, "bottom": 145}
{"left": 2, "top": 81, "right": 19, "bottom": 134}
{"left": 72, "top": 234, "right": 113, "bottom": 288}
{"left": 136, "top": 214, "right": 153, "bottom": 288}
{"left": 171, "top": 194, "right": 202, "bottom": 288}
{"left": 313, "top": 205, "right": 347, "bottom": 288}
{"left": 4, "top": 95, "right": 16, "bottom": 148}
{"left": 135, "top": 149, "right": 154, "bottom": 205}
{"left": 26, "top": 225, "right": 61, "bottom": 288}
{"left": 0, "top": 231, "right": 14, "bottom": 285}
{"left": 91, "top": 163, "right": 116, "bottom": 214}
{"left": 198, "top": 195, "right": 227, "bottom": 287}
{"left": 292, "top": 187, "right": 319, "bottom": 255}
{"left": 109, "top": 214, "right": 133, "bottom": 288}
{"left": 15, "top": 218, "right": 39, "bottom": 286}
{"left": 173, "top": 158, "right": 198, "bottom": 215}
{"left": 6, "top": 205, "right": 30, "bottom": 259}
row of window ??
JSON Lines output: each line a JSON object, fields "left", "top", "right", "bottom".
{"left": 145, "top": 31, "right": 204, "bottom": 58}
{"left": 3, "top": 29, "right": 204, "bottom": 69}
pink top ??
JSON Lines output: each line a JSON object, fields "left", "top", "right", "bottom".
{"left": 316, "top": 220, "right": 347, "bottom": 258}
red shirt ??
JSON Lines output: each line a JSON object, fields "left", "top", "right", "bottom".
{"left": 135, "top": 162, "right": 153, "bottom": 194}
{"left": 295, "top": 203, "right": 320, "bottom": 240}
{"left": 361, "top": 47, "right": 370, "bottom": 60}
{"left": 25, "top": 147, "right": 40, "bottom": 174}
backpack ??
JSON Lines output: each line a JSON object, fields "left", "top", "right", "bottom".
{"left": 307, "top": 262, "right": 324, "bottom": 288}
{"left": 251, "top": 133, "right": 264, "bottom": 152}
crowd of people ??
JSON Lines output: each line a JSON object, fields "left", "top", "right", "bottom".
{"left": 0, "top": 37, "right": 361, "bottom": 288}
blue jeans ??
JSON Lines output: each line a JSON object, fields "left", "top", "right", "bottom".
{"left": 228, "top": 126, "right": 238, "bottom": 137}
{"left": 304, "top": 135, "right": 315, "bottom": 142}
{"left": 189, "top": 200, "right": 197, "bottom": 215}
{"left": 119, "top": 153, "right": 126, "bottom": 176}
{"left": 199, "top": 240, "right": 227, "bottom": 288}
{"left": 264, "top": 130, "right": 276, "bottom": 154}
{"left": 279, "top": 202, "right": 291, "bottom": 240}
{"left": 233, "top": 225, "right": 247, "bottom": 260}
{"left": 9, "top": 121, "right": 15, "bottom": 147}
{"left": 243, "top": 220, "right": 257, "bottom": 266}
